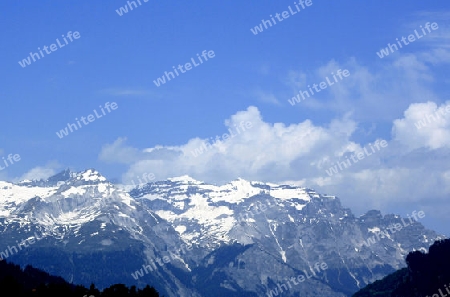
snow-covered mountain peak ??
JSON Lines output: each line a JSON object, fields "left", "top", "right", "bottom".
{"left": 167, "top": 175, "right": 203, "bottom": 184}
{"left": 228, "top": 177, "right": 254, "bottom": 188}
{"left": 75, "top": 169, "right": 107, "bottom": 182}
{"left": 0, "top": 169, "right": 141, "bottom": 234}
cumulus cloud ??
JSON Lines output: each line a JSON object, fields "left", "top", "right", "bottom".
{"left": 393, "top": 101, "right": 450, "bottom": 151}
{"left": 311, "top": 99, "right": 450, "bottom": 214}
{"left": 99, "top": 99, "right": 450, "bottom": 221}
{"left": 101, "top": 106, "right": 364, "bottom": 186}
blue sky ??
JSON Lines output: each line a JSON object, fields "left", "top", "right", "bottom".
{"left": 1, "top": 1, "right": 450, "bottom": 235}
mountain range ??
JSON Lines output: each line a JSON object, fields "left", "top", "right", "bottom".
{"left": 0, "top": 169, "right": 444, "bottom": 296}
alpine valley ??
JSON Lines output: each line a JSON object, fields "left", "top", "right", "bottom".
{"left": 0, "top": 169, "right": 443, "bottom": 296}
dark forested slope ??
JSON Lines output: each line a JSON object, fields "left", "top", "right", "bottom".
{"left": 0, "top": 259, "right": 160, "bottom": 297}
{"left": 353, "top": 238, "right": 450, "bottom": 297}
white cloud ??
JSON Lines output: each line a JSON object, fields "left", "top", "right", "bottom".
{"left": 100, "top": 106, "right": 361, "bottom": 184}
{"left": 99, "top": 137, "right": 147, "bottom": 164}
{"left": 409, "top": 11, "right": 450, "bottom": 49}
{"left": 99, "top": 99, "right": 450, "bottom": 221}
{"left": 19, "top": 163, "right": 60, "bottom": 181}
{"left": 392, "top": 101, "right": 450, "bottom": 151}
{"left": 253, "top": 89, "right": 280, "bottom": 105}
{"left": 285, "top": 56, "right": 440, "bottom": 122}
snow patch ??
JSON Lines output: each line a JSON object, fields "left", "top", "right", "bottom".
{"left": 368, "top": 227, "right": 381, "bottom": 233}
{"left": 175, "top": 225, "right": 187, "bottom": 234}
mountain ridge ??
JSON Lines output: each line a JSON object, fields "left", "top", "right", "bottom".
{"left": 0, "top": 169, "right": 444, "bottom": 296}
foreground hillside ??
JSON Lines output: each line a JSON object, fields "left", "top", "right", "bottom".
{"left": 353, "top": 238, "right": 450, "bottom": 297}
{"left": 0, "top": 259, "right": 160, "bottom": 297}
